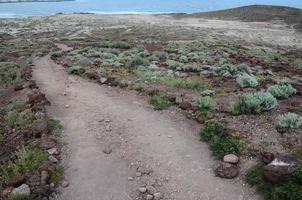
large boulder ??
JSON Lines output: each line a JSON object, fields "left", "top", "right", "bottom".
{"left": 263, "top": 154, "right": 300, "bottom": 185}
{"left": 214, "top": 162, "right": 240, "bottom": 179}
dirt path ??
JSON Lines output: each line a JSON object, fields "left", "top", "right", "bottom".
{"left": 32, "top": 54, "right": 259, "bottom": 200}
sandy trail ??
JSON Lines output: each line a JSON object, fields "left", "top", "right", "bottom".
{"left": 32, "top": 54, "right": 259, "bottom": 200}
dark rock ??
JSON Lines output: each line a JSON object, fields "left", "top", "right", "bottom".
{"left": 27, "top": 92, "right": 50, "bottom": 107}
{"left": 32, "top": 118, "right": 48, "bottom": 138}
{"left": 179, "top": 101, "right": 193, "bottom": 111}
{"left": 14, "top": 84, "right": 24, "bottom": 91}
{"left": 85, "top": 71, "right": 99, "bottom": 80}
{"left": 8, "top": 175, "right": 25, "bottom": 187}
{"left": 263, "top": 154, "right": 300, "bottom": 185}
{"left": 214, "top": 162, "right": 240, "bottom": 179}
{"left": 260, "top": 151, "right": 275, "bottom": 165}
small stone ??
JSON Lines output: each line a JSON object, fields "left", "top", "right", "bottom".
{"left": 139, "top": 187, "right": 147, "bottom": 193}
{"left": 200, "top": 89, "right": 215, "bottom": 97}
{"left": 127, "top": 177, "right": 134, "bottom": 181}
{"left": 106, "top": 124, "right": 112, "bottom": 132}
{"left": 146, "top": 194, "right": 154, "bottom": 200}
{"left": 50, "top": 183, "right": 55, "bottom": 188}
{"left": 154, "top": 192, "right": 163, "bottom": 200}
{"left": 223, "top": 154, "right": 239, "bottom": 164}
{"left": 63, "top": 92, "right": 67, "bottom": 96}
{"left": 48, "top": 155, "right": 58, "bottom": 163}
{"left": 61, "top": 181, "right": 69, "bottom": 188}
{"left": 136, "top": 172, "right": 142, "bottom": 177}
{"left": 41, "top": 170, "right": 49, "bottom": 185}
{"left": 167, "top": 135, "right": 173, "bottom": 138}
{"left": 146, "top": 185, "right": 156, "bottom": 195}
{"left": 103, "top": 146, "right": 112, "bottom": 154}
{"left": 47, "top": 148, "right": 59, "bottom": 155}
{"left": 105, "top": 119, "right": 111, "bottom": 123}
{"left": 12, "top": 184, "right": 31, "bottom": 196}
{"left": 65, "top": 105, "right": 70, "bottom": 108}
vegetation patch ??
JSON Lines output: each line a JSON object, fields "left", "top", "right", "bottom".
{"left": 236, "top": 74, "right": 258, "bottom": 88}
{"left": 0, "top": 147, "right": 47, "bottom": 188}
{"left": 200, "top": 120, "right": 245, "bottom": 159}
{"left": 149, "top": 92, "right": 173, "bottom": 110}
{"left": 278, "top": 113, "right": 302, "bottom": 129}
{"left": 7, "top": 194, "right": 32, "bottom": 200}
{"left": 0, "top": 62, "right": 20, "bottom": 87}
{"left": 268, "top": 84, "right": 296, "bottom": 99}
{"left": 49, "top": 166, "right": 64, "bottom": 185}
{"left": 197, "top": 96, "right": 215, "bottom": 116}
{"left": 229, "top": 92, "right": 277, "bottom": 115}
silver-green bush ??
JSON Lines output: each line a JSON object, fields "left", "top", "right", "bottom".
{"left": 267, "top": 84, "right": 296, "bottom": 99}
{"left": 236, "top": 74, "right": 258, "bottom": 88}
{"left": 229, "top": 92, "right": 277, "bottom": 115}
{"left": 278, "top": 113, "right": 302, "bottom": 129}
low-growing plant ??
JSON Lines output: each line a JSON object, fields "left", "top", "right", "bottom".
{"left": 0, "top": 147, "right": 47, "bottom": 188}
{"left": 197, "top": 96, "right": 215, "bottom": 116}
{"left": 68, "top": 65, "right": 86, "bottom": 75}
{"left": 295, "top": 59, "right": 302, "bottom": 69}
{"left": 7, "top": 194, "right": 32, "bottom": 200}
{"left": 149, "top": 92, "right": 172, "bottom": 110}
{"left": 47, "top": 116, "right": 62, "bottom": 131}
{"left": 229, "top": 92, "right": 277, "bottom": 115}
{"left": 267, "top": 84, "right": 296, "bottom": 99}
{"left": 278, "top": 113, "right": 302, "bottom": 129}
{"left": 236, "top": 74, "right": 258, "bottom": 88}
{"left": 161, "top": 77, "right": 208, "bottom": 91}
{"left": 0, "top": 62, "right": 20, "bottom": 86}
{"left": 245, "top": 164, "right": 302, "bottom": 200}
{"left": 200, "top": 120, "right": 244, "bottom": 159}
{"left": 49, "top": 166, "right": 64, "bottom": 184}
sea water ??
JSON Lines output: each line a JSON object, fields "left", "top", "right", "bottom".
{"left": 0, "top": 0, "right": 301, "bottom": 18}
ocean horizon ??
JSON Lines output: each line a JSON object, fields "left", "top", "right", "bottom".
{"left": 0, "top": 0, "right": 302, "bottom": 19}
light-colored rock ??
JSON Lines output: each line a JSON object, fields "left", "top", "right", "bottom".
{"left": 41, "top": 170, "right": 49, "bottom": 185}
{"left": 47, "top": 148, "right": 59, "bottom": 155}
{"left": 146, "top": 194, "right": 154, "bottom": 200}
{"left": 61, "top": 181, "right": 69, "bottom": 188}
{"left": 154, "top": 192, "right": 163, "bottom": 200}
{"left": 223, "top": 154, "right": 239, "bottom": 164}
{"left": 146, "top": 185, "right": 156, "bottom": 195}
{"left": 12, "top": 184, "right": 30, "bottom": 196}
{"left": 138, "top": 187, "right": 147, "bottom": 193}
{"left": 48, "top": 155, "right": 58, "bottom": 163}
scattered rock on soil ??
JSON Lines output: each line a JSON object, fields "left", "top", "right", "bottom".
{"left": 48, "top": 155, "right": 59, "bottom": 163}
{"left": 47, "top": 148, "right": 59, "bottom": 155}
{"left": 214, "top": 162, "right": 240, "bottom": 179}
{"left": 32, "top": 118, "right": 48, "bottom": 137}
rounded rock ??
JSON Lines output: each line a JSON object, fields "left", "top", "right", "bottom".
{"left": 223, "top": 154, "right": 239, "bottom": 164}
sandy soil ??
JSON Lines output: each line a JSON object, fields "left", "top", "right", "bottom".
{"left": 32, "top": 50, "right": 260, "bottom": 200}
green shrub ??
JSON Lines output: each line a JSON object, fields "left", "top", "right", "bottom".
{"left": 1, "top": 147, "right": 47, "bottom": 187}
{"left": 166, "top": 59, "right": 183, "bottom": 70}
{"left": 229, "top": 92, "right": 277, "bottom": 115}
{"left": 68, "top": 65, "right": 86, "bottom": 75}
{"left": 49, "top": 166, "right": 64, "bottom": 184}
{"left": 18, "top": 111, "right": 35, "bottom": 129}
{"left": 246, "top": 164, "right": 302, "bottom": 200}
{"left": 47, "top": 116, "right": 62, "bottom": 131}
{"left": 220, "top": 63, "right": 238, "bottom": 75}
{"left": 268, "top": 84, "right": 296, "bottom": 99}
{"left": 6, "top": 111, "right": 19, "bottom": 127}
{"left": 8, "top": 194, "right": 32, "bottom": 200}
{"left": 236, "top": 74, "right": 258, "bottom": 88}
{"left": 161, "top": 77, "right": 208, "bottom": 91}
{"left": 200, "top": 120, "right": 244, "bottom": 159}
{"left": 0, "top": 62, "right": 20, "bottom": 86}
{"left": 278, "top": 113, "right": 302, "bottom": 129}
{"left": 295, "top": 59, "right": 302, "bottom": 69}
{"left": 149, "top": 92, "right": 172, "bottom": 110}
{"left": 197, "top": 96, "right": 215, "bottom": 116}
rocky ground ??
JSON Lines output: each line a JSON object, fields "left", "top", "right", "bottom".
{"left": 0, "top": 9, "right": 302, "bottom": 200}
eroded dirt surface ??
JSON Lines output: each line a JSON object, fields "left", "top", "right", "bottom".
{"left": 33, "top": 54, "right": 259, "bottom": 200}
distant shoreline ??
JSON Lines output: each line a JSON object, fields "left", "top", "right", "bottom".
{"left": 0, "top": 0, "right": 74, "bottom": 3}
